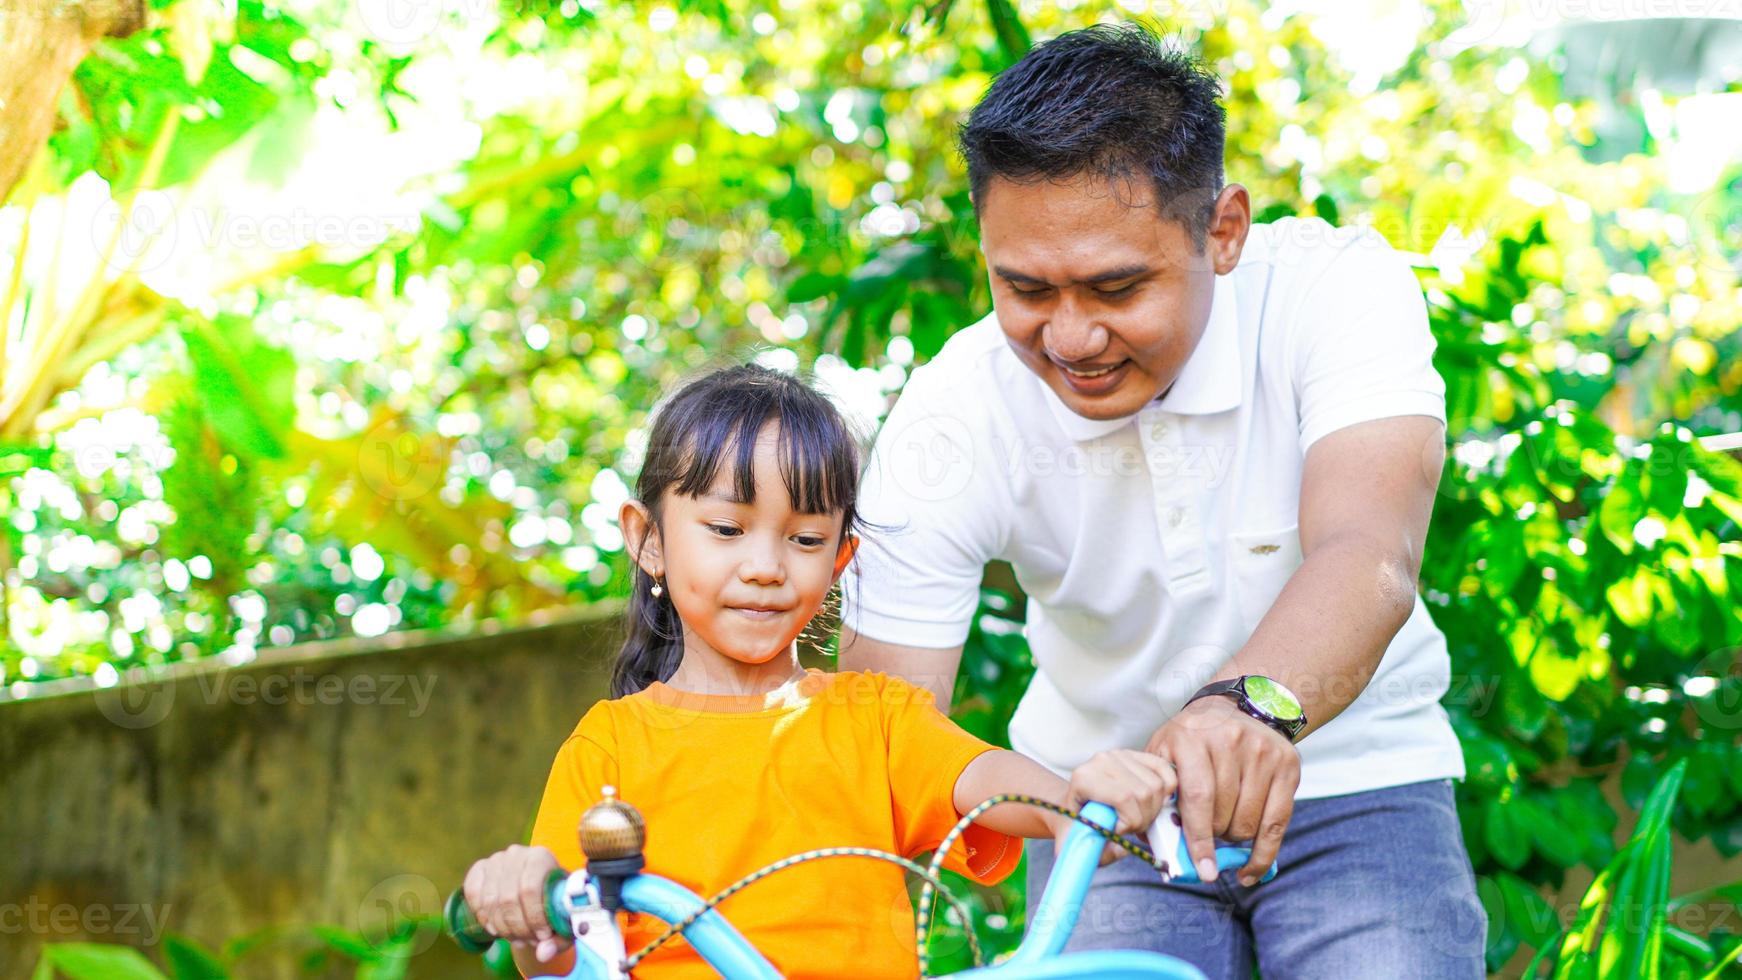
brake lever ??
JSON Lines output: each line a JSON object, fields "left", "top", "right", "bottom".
{"left": 1145, "top": 798, "right": 1279, "bottom": 886}
{"left": 565, "top": 872, "right": 629, "bottom": 980}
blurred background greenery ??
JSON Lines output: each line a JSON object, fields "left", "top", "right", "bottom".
{"left": 2, "top": 0, "right": 1741, "bottom": 975}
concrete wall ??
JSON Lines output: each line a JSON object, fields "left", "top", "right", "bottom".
{"left": 2, "top": 604, "right": 623, "bottom": 979}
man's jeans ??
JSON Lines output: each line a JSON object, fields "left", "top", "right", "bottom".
{"left": 1024, "top": 778, "right": 1487, "bottom": 978}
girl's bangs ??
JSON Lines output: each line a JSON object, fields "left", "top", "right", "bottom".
{"left": 665, "top": 387, "right": 856, "bottom": 517}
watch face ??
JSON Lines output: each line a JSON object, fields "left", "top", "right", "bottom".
{"left": 1244, "top": 676, "right": 1302, "bottom": 721}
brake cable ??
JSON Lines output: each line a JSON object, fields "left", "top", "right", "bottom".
{"left": 621, "top": 794, "right": 1164, "bottom": 976}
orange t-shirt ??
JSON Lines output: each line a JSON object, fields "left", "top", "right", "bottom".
{"left": 525, "top": 669, "right": 1021, "bottom": 979}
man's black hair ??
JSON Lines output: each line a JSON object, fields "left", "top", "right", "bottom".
{"left": 958, "top": 22, "right": 1227, "bottom": 249}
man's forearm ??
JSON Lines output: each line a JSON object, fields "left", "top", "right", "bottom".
{"left": 952, "top": 749, "right": 1073, "bottom": 838}
{"left": 1211, "top": 531, "right": 1419, "bottom": 739}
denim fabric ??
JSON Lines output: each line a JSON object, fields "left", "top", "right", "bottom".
{"left": 1023, "top": 778, "right": 1487, "bottom": 979}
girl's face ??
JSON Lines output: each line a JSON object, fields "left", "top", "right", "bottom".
{"left": 626, "top": 421, "right": 851, "bottom": 671}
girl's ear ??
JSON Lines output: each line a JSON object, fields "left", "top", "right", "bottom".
{"left": 831, "top": 532, "right": 859, "bottom": 582}
{"left": 620, "top": 500, "right": 664, "bottom": 578}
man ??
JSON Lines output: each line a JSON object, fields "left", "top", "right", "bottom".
{"left": 838, "top": 23, "right": 1487, "bottom": 978}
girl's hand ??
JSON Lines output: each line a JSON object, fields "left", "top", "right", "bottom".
{"left": 462, "top": 844, "right": 572, "bottom": 962}
{"left": 1062, "top": 749, "right": 1178, "bottom": 865}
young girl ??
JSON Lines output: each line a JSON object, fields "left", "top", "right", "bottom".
{"left": 463, "top": 363, "right": 1175, "bottom": 978}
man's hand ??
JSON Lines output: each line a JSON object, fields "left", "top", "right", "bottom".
{"left": 1062, "top": 749, "right": 1178, "bottom": 865}
{"left": 1145, "top": 695, "right": 1300, "bottom": 886}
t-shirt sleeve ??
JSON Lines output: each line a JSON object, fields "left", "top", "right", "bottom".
{"left": 877, "top": 674, "right": 1023, "bottom": 886}
{"left": 528, "top": 707, "right": 621, "bottom": 873}
{"left": 839, "top": 367, "right": 1009, "bottom": 649}
{"left": 1289, "top": 228, "right": 1447, "bottom": 455}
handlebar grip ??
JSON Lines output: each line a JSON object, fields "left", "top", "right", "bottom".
{"left": 1147, "top": 799, "right": 1278, "bottom": 885}
{"left": 444, "top": 868, "right": 573, "bottom": 953}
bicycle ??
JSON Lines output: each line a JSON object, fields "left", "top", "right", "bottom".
{"left": 446, "top": 789, "right": 1277, "bottom": 979}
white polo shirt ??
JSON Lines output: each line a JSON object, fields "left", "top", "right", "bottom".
{"left": 841, "top": 216, "right": 1466, "bottom": 800}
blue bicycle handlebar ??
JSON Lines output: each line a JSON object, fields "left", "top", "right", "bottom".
{"left": 447, "top": 798, "right": 1277, "bottom": 979}
{"left": 1007, "top": 801, "right": 1120, "bottom": 963}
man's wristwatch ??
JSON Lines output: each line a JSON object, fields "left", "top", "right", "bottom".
{"left": 1186, "top": 675, "right": 1308, "bottom": 743}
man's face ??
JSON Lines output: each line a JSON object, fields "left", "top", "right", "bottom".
{"left": 977, "top": 173, "right": 1249, "bottom": 420}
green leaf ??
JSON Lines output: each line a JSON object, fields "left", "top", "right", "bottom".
{"left": 354, "top": 939, "right": 412, "bottom": 980}
{"left": 1312, "top": 193, "right": 1340, "bottom": 225}
{"left": 786, "top": 270, "right": 842, "bottom": 304}
{"left": 162, "top": 934, "right": 228, "bottom": 980}
{"left": 1485, "top": 797, "right": 1531, "bottom": 870}
{"left": 178, "top": 312, "right": 296, "bottom": 461}
{"left": 1638, "top": 758, "right": 1690, "bottom": 835}
{"left": 0, "top": 443, "right": 55, "bottom": 478}
{"left": 1606, "top": 570, "right": 1655, "bottom": 629}
{"left": 1696, "top": 938, "right": 1742, "bottom": 980}
{"left": 1554, "top": 856, "right": 1621, "bottom": 980}
{"left": 1598, "top": 760, "right": 1688, "bottom": 978}
{"left": 984, "top": 0, "right": 1031, "bottom": 65}
{"left": 39, "top": 945, "right": 171, "bottom": 980}
{"left": 1597, "top": 471, "right": 1643, "bottom": 554}
{"left": 308, "top": 926, "right": 378, "bottom": 960}
{"left": 1524, "top": 795, "right": 1587, "bottom": 868}
{"left": 1529, "top": 644, "right": 1583, "bottom": 701}
{"left": 1485, "top": 517, "right": 1527, "bottom": 597}
{"left": 1500, "top": 680, "right": 1550, "bottom": 739}
{"left": 243, "top": 90, "right": 318, "bottom": 185}
{"left": 1461, "top": 735, "right": 1516, "bottom": 790}
{"left": 1498, "top": 871, "right": 1559, "bottom": 946}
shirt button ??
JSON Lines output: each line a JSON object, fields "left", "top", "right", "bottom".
{"left": 1151, "top": 422, "right": 1169, "bottom": 439}
{"left": 1167, "top": 507, "right": 1185, "bottom": 528}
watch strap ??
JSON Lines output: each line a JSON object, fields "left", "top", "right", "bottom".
{"left": 1186, "top": 676, "right": 1307, "bottom": 743}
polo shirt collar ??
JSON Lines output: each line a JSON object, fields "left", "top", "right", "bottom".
{"left": 1041, "top": 272, "right": 1243, "bottom": 441}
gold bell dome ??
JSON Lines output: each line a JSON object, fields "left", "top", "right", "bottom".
{"left": 580, "top": 785, "right": 646, "bottom": 862}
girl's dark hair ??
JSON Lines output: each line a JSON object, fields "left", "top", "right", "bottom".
{"left": 611, "top": 363, "right": 865, "bottom": 698}
{"left": 957, "top": 22, "right": 1227, "bottom": 249}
